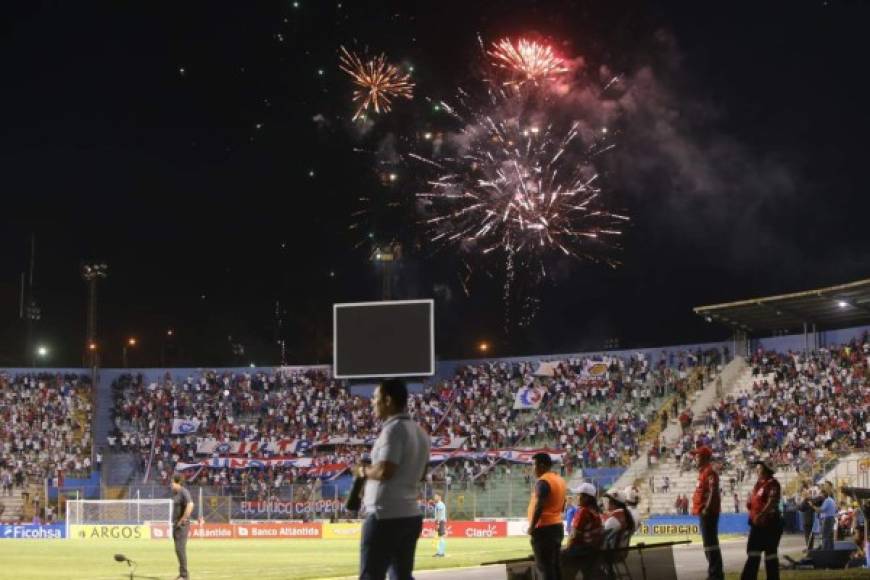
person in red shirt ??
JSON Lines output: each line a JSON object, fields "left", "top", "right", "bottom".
{"left": 740, "top": 459, "right": 782, "bottom": 580}
{"left": 691, "top": 446, "right": 723, "bottom": 580}
{"left": 561, "top": 482, "right": 603, "bottom": 580}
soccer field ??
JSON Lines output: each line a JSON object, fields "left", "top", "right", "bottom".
{"left": 4, "top": 535, "right": 866, "bottom": 580}
{"left": 0, "top": 537, "right": 533, "bottom": 580}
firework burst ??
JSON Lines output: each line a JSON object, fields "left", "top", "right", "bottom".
{"left": 414, "top": 111, "right": 627, "bottom": 269}
{"left": 338, "top": 47, "right": 414, "bottom": 120}
{"left": 487, "top": 38, "right": 569, "bottom": 88}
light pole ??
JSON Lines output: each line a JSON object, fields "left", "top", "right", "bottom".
{"left": 35, "top": 345, "right": 48, "bottom": 367}
{"left": 122, "top": 337, "right": 137, "bottom": 368}
{"left": 162, "top": 329, "right": 174, "bottom": 367}
{"left": 81, "top": 263, "right": 108, "bottom": 368}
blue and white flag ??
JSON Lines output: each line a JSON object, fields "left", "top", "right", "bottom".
{"left": 171, "top": 418, "right": 201, "bottom": 435}
{"left": 513, "top": 386, "right": 544, "bottom": 410}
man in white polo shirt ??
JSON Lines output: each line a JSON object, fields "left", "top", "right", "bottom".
{"left": 357, "top": 379, "right": 430, "bottom": 580}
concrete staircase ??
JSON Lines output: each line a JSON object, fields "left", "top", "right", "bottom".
{"left": 635, "top": 364, "right": 808, "bottom": 515}
{"left": 594, "top": 357, "right": 748, "bottom": 506}
{"left": 0, "top": 490, "right": 25, "bottom": 522}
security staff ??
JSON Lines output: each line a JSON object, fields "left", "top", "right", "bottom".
{"left": 170, "top": 473, "right": 194, "bottom": 580}
{"left": 740, "top": 459, "right": 782, "bottom": 580}
{"left": 692, "top": 446, "right": 723, "bottom": 580}
{"left": 527, "top": 452, "right": 567, "bottom": 580}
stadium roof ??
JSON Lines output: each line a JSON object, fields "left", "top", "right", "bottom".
{"left": 693, "top": 278, "right": 870, "bottom": 333}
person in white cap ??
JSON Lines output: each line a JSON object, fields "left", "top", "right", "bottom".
{"left": 561, "top": 482, "right": 603, "bottom": 580}
{"left": 622, "top": 486, "right": 642, "bottom": 533}
{"left": 601, "top": 489, "right": 635, "bottom": 548}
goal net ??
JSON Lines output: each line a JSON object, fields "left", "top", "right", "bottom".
{"left": 66, "top": 499, "right": 173, "bottom": 526}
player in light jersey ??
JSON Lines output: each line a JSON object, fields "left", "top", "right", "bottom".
{"left": 433, "top": 494, "right": 447, "bottom": 557}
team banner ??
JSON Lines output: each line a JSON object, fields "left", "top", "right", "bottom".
{"left": 177, "top": 448, "right": 562, "bottom": 475}
{"left": 171, "top": 418, "right": 201, "bottom": 435}
{"left": 429, "top": 448, "right": 563, "bottom": 464}
{"left": 175, "top": 459, "right": 348, "bottom": 480}
{"left": 534, "top": 361, "right": 560, "bottom": 377}
{"left": 583, "top": 358, "right": 612, "bottom": 378}
{"left": 195, "top": 435, "right": 464, "bottom": 455}
{"left": 513, "top": 386, "right": 544, "bottom": 409}
{"left": 429, "top": 434, "right": 467, "bottom": 449}
{"left": 193, "top": 437, "right": 369, "bottom": 456}
{"left": 0, "top": 524, "right": 66, "bottom": 539}
{"left": 194, "top": 440, "right": 314, "bottom": 458}
{"left": 70, "top": 525, "right": 150, "bottom": 541}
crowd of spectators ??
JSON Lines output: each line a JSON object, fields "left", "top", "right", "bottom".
{"left": 0, "top": 373, "right": 93, "bottom": 491}
{"left": 667, "top": 340, "right": 868, "bottom": 476}
{"left": 110, "top": 348, "right": 724, "bottom": 490}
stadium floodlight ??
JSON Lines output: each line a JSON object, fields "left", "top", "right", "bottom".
{"left": 36, "top": 345, "right": 48, "bottom": 357}
{"left": 838, "top": 300, "right": 849, "bottom": 309}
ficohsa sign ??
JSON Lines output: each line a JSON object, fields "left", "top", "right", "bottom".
{"left": 0, "top": 524, "right": 66, "bottom": 539}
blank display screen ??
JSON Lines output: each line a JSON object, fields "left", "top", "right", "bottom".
{"left": 333, "top": 300, "right": 434, "bottom": 379}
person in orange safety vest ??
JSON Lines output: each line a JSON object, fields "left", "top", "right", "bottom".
{"left": 527, "top": 452, "right": 567, "bottom": 580}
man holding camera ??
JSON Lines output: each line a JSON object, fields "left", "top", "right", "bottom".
{"left": 356, "top": 379, "right": 430, "bottom": 580}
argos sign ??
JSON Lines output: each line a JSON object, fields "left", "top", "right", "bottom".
{"left": 0, "top": 524, "right": 66, "bottom": 539}
{"left": 69, "top": 525, "right": 149, "bottom": 541}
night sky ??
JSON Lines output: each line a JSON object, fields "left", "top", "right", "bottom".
{"left": 1, "top": 0, "right": 868, "bottom": 367}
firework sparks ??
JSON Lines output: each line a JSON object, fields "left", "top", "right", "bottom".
{"left": 488, "top": 38, "right": 569, "bottom": 87}
{"left": 338, "top": 47, "right": 414, "bottom": 120}
{"left": 414, "top": 111, "right": 628, "bottom": 270}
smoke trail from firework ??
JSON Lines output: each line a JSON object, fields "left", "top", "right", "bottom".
{"left": 338, "top": 47, "right": 414, "bottom": 121}
{"left": 487, "top": 38, "right": 569, "bottom": 88}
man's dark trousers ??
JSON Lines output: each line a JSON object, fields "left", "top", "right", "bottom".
{"left": 360, "top": 514, "right": 423, "bottom": 580}
{"left": 699, "top": 512, "right": 724, "bottom": 579}
{"left": 800, "top": 510, "right": 814, "bottom": 549}
{"left": 531, "top": 524, "right": 564, "bottom": 580}
{"left": 740, "top": 519, "right": 783, "bottom": 580}
{"left": 173, "top": 522, "right": 189, "bottom": 579}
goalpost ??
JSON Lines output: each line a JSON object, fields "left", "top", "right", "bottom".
{"left": 65, "top": 499, "right": 172, "bottom": 537}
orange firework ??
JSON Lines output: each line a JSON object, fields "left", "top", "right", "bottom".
{"left": 488, "top": 37, "right": 569, "bottom": 87}
{"left": 338, "top": 47, "right": 414, "bottom": 120}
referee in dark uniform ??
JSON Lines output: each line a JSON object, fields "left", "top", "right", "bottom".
{"left": 170, "top": 474, "right": 194, "bottom": 580}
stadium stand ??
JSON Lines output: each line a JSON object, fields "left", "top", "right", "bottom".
{"left": 105, "top": 347, "right": 723, "bottom": 518}
{"left": 622, "top": 338, "right": 869, "bottom": 515}
{"left": 0, "top": 372, "right": 93, "bottom": 521}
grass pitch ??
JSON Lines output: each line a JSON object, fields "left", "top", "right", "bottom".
{"left": 1, "top": 536, "right": 866, "bottom": 580}
{"left": 0, "top": 537, "right": 532, "bottom": 580}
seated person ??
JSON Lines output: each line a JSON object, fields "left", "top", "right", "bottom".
{"left": 601, "top": 489, "right": 635, "bottom": 549}
{"left": 561, "top": 483, "right": 603, "bottom": 580}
